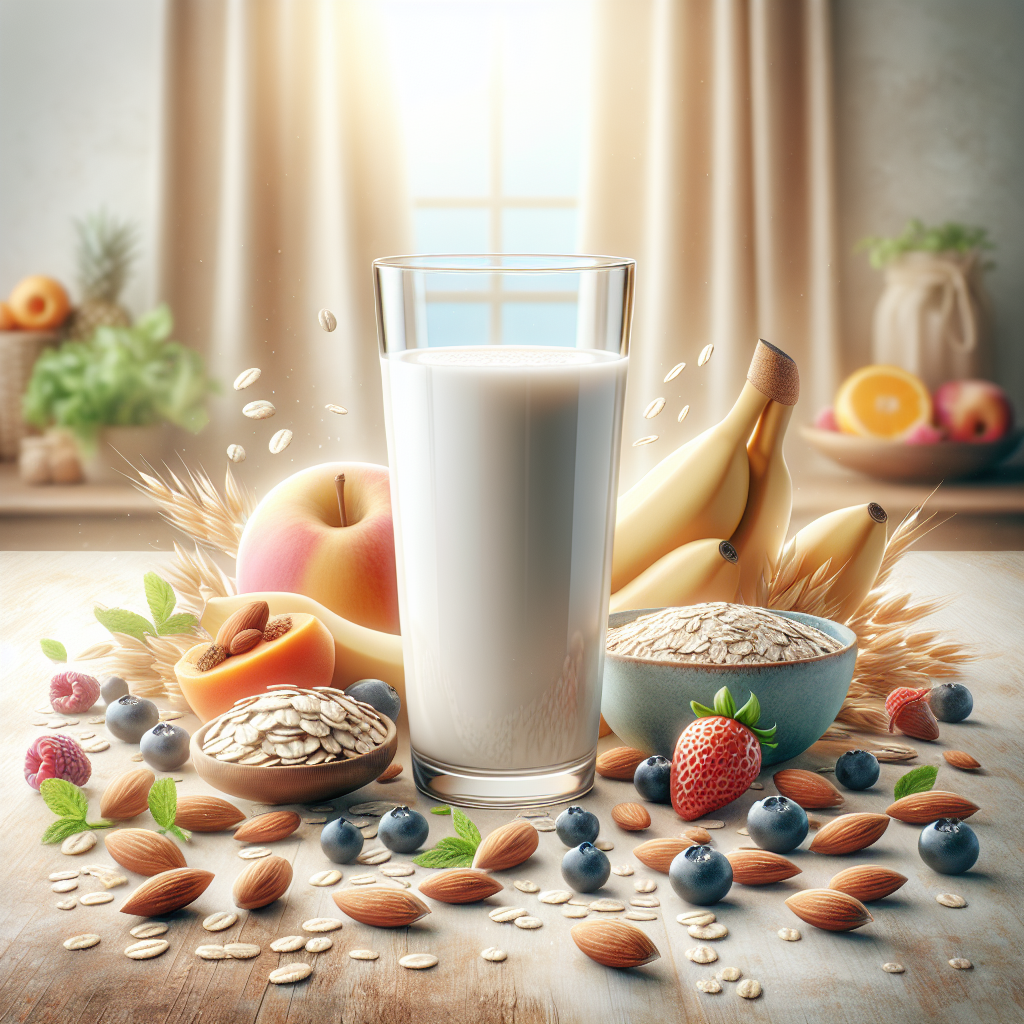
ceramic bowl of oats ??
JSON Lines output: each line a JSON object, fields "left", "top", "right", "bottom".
{"left": 602, "top": 603, "right": 857, "bottom": 766}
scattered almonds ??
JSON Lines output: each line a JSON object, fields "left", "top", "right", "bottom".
{"left": 80, "top": 892, "right": 114, "bottom": 906}
{"left": 489, "top": 907, "right": 527, "bottom": 923}
{"left": 63, "top": 934, "right": 100, "bottom": 950}
{"left": 270, "top": 936, "right": 306, "bottom": 952}
{"left": 514, "top": 880, "right": 540, "bottom": 894}
{"left": 737, "top": 978, "right": 762, "bottom": 999}
{"left": 689, "top": 923, "right": 728, "bottom": 940}
{"left": 348, "top": 949, "right": 379, "bottom": 960}
{"left": 677, "top": 911, "right": 716, "bottom": 927}
{"left": 777, "top": 927, "right": 802, "bottom": 941}
{"left": 377, "top": 763, "right": 403, "bottom": 782}
{"left": 302, "top": 918, "right": 344, "bottom": 933}
{"left": 514, "top": 916, "right": 543, "bottom": 930}
{"left": 718, "top": 966, "right": 742, "bottom": 982}
{"left": 203, "top": 911, "right": 238, "bottom": 932}
{"left": 696, "top": 978, "right": 722, "bottom": 994}
{"left": 269, "top": 963, "right": 313, "bottom": 984}
{"left": 683, "top": 827, "right": 712, "bottom": 844}
{"left": 539, "top": 890, "right": 572, "bottom": 904}
{"left": 611, "top": 865, "right": 634, "bottom": 877}
{"left": 936, "top": 893, "right": 967, "bottom": 908}
{"left": 305, "top": 937, "right": 333, "bottom": 953}
{"left": 125, "top": 939, "right": 169, "bottom": 960}
{"left": 481, "top": 947, "right": 507, "bottom": 962}
{"left": 949, "top": 958, "right": 972, "bottom": 970}
{"left": 131, "top": 922, "right": 169, "bottom": 939}
{"left": 882, "top": 963, "right": 905, "bottom": 974}
{"left": 687, "top": 946, "right": 719, "bottom": 964}
{"left": 310, "top": 870, "right": 343, "bottom": 887}
{"left": 400, "top": 953, "right": 438, "bottom": 970}
{"left": 943, "top": 750, "right": 981, "bottom": 771}
{"left": 589, "top": 899, "right": 625, "bottom": 913}
{"left": 238, "top": 847, "right": 272, "bottom": 860}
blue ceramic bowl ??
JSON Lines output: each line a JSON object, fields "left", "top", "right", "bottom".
{"left": 601, "top": 608, "right": 857, "bottom": 767}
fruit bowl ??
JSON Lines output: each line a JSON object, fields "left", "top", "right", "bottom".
{"left": 190, "top": 714, "right": 397, "bottom": 804}
{"left": 801, "top": 426, "right": 1023, "bottom": 483}
{"left": 601, "top": 609, "right": 857, "bottom": 767}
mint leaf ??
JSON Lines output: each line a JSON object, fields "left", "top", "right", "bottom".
{"left": 452, "top": 808, "right": 481, "bottom": 847}
{"left": 165, "top": 823, "right": 192, "bottom": 843}
{"left": 40, "top": 779, "right": 88, "bottom": 820}
{"left": 430, "top": 805, "right": 452, "bottom": 815}
{"left": 144, "top": 572, "right": 177, "bottom": 625}
{"left": 157, "top": 612, "right": 197, "bottom": 636}
{"left": 42, "top": 818, "right": 89, "bottom": 845}
{"left": 148, "top": 777, "right": 177, "bottom": 830}
{"left": 412, "top": 836, "right": 478, "bottom": 868}
{"left": 40, "top": 638, "right": 67, "bottom": 662}
{"left": 95, "top": 606, "right": 157, "bottom": 642}
{"left": 86, "top": 819, "right": 113, "bottom": 832}
{"left": 894, "top": 765, "right": 938, "bottom": 801}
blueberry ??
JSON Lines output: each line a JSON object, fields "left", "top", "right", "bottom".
{"left": 918, "top": 818, "right": 979, "bottom": 875}
{"left": 561, "top": 842, "right": 611, "bottom": 892}
{"left": 746, "top": 796, "right": 808, "bottom": 854}
{"left": 100, "top": 675, "right": 130, "bottom": 704}
{"left": 929, "top": 683, "right": 973, "bottom": 723}
{"left": 345, "top": 679, "right": 401, "bottom": 724}
{"left": 834, "top": 750, "right": 880, "bottom": 791}
{"left": 105, "top": 694, "right": 160, "bottom": 743}
{"left": 555, "top": 806, "right": 600, "bottom": 848}
{"left": 320, "top": 818, "right": 364, "bottom": 864}
{"left": 378, "top": 806, "right": 429, "bottom": 853}
{"left": 633, "top": 755, "right": 671, "bottom": 803}
{"left": 669, "top": 845, "right": 733, "bottom": 905}
{"left": 140, "top": 722, "right": 190, "bottom": 771}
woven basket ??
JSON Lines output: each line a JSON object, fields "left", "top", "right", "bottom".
{"left": 0, "top": 330, "right": 59, "bottom": 461}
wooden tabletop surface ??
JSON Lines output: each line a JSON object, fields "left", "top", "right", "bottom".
{"left": 0, "top": 550, "right": 1020, "bottom": 1024}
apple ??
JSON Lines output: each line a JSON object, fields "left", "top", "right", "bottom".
{"left": 904, "top": 422, "right": 944, "bottom": 445}
{"left": 933, "top": 380, "right": 1014, "bottom": 443}
{"left": 235, "top": 462, "right": 400, "bottom": 634}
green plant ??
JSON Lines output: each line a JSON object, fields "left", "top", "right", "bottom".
{"left": 857, "top": 219, "right": 995, "bottom": 270}
{"left": 94, "top": 571, "right": 198, "bottom": 641}
{"left": 22, "top": 303, "right": 217, "bottom": 450}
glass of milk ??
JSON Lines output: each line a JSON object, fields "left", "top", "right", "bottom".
{"left": 373, "top": 254, "right": 634, "bottom": 807}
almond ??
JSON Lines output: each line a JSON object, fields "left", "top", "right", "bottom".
{"left": 215, "top": 600, "right": 270, "bottom": 650}
{"left": 890, "top": 698, "right": 940, "bottom": 741}
{"left": 377, "top": 762, "right": 403, "bottom": 782}
{"left": 570, "top": 919, "right": 661, "bottom": 969}
{"left": 886, "top": 791, "right": 979, "bottom": 824}
{"left": 175, "top": 795, "right": 246, "bottom": 832}
{"left": 233, "top": 811, "right": 301, "bottom": 843}
{"left": 632, "top": 837, "right": 695, "bottom": 873}
{"left": 773, "top": 769, "right": 845, "bottom": 809}
{"left": 726, "top": 849, "right": 801, "bottom": 885}
{"left": 472, "top": 820, "right": 539, "bottom": 871}
{"left": 120, "top": 867, "right": 214, "bottom": 916}
{"left": 682, "top": 827, "right": 712, "bottom": 844}
{"left": 808, "top": 813, "right": 890, "bottom": 855}
{"left": 332, "top": 887, "right": 431, "bottom": 927}
{"left": 943, "top": 750, "right": 981, "bottom": 771}
{"left": 417, "top": 869, "right": 503, "bottom": 904}
{"left": 228, "top": 628, "right": 263, "bottom": 655}
{"left": 828, "top": 865, "right": 907, "bottom": 902}
{"left": 104, "top": 829, "right": 186, "bottom": 876}
{"left": 233, "top": 854, "right": 292, "bottom": 909}
{"left": 100, "top": 769, "right": 155, "bottom": 820}
{"left": 595, "top": 747, "right": 648, "bottom": 780}
{"left": 784, "top": 888, "right": 872, "bottom": 931}
{"left": 611, "top": 803, "right": 651, "bottom": 832}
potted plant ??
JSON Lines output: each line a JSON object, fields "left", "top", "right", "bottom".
{"left": 859, "top": 219, "right": 995, "bottom": 391}
{"left": 21, "top": 304, "right": 217, "bottom": 483}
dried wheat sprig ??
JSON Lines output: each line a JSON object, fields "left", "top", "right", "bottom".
{"left": 164, "top": 541, "right": 236, "bottom": 616}
{"left": 767, "top": 557, "right": 843, "bottom": 618}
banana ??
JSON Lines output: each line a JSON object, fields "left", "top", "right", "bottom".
{"left": 730, "top": 401, "right": 794, "bottom": 603}
{"left": 612, "top": 339, "right": 800, "bottom": 591}
{"left": 779, "top": 503, "right": 889, "bottom": 621}
{"left": 609, "top": 538, "right": 741, "bottom": 614}
{"left": 202, "top": 592, "right": 405, "bottom": 701}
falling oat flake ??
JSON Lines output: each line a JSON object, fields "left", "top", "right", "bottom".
{"left": 697, "top": 344, "right": 714, "bottom": 367}
{"left": 269, "top": 429, "right": 293, "bottom": 454}
{"left": 319, "top": 309, "right": 338, "bottom": 332}
{"left": 233, "top": 367, "right": 261, "bottom": 390}
{"left": 663, "top": 362, "right": 686, "bottom": 383}
{"left": 325, "top": 404, "right": 348, "bottom": 415}
{"left": 633, "top": 435, "right": 658, "bottom": 447}
{"left": 643, "top": 398, "right": 666, "bottom": 420}
{"left": 677, "top": 405, "right": 690, "bottom": 423}
{"left": 226, "top": 444, "right": 246, "bottom": 463}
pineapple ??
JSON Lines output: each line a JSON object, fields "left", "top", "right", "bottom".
{"left": 65, "top": 210, "right": 138, "bottom": 340}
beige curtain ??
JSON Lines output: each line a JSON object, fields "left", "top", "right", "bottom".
{"left": 581, "top": 0, "right": 840, "bottom": 492}
{"left": 159, "top": 0, "right": 409, "bottom": 492}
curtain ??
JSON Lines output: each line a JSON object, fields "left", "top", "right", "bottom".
{"left": 581, "top": 0, "right": 840, "bottom": 492}
{"left": 159, "top": 0, "right": 409, "bottom": 492}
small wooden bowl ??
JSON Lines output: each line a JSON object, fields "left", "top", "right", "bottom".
{"left": 190, "top": 715, "right": 397, "bottom": 805}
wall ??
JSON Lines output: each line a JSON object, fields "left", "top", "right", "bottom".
{"left": 0, "top": 0, "right": 165, "bottom": 315}
{"left": 833, "top": 0, "right": 1024, "bottom": 413}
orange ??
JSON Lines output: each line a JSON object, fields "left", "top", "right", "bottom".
{"left": 8, "top": 275, "right": 71, "bottom": 330}
{"left": 834, "top": 365, "right": 933, "bottom": 440}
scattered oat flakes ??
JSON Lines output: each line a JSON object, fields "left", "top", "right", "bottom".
{"left": 664, "top": 362, "right": 686, "bottom": 382}
{"left": 567, "top": 898, "right": 590, "bottom": 907}
{"left": 310, "top": 870, "right": 342, "bottom": 887}
{"left": 357, "top": 847, "right": 391, "bottom": 865}
{"left": 689, "top": 923, "right": 728, "bottom": 940}
{"left": 717, "top": 966, "right": 742, "bottom": 982}
{"left": 936, "top": 893, "right": 967, "bottom": 908}
{"left": 243, "top": 399, "right": 275, "bottom": 420}
{"left": 634, "top": 879, "right": 657, "bottom": 893}
{"left": 644, "top": 398, "right": 666, "bottom": 419}
{"left": 347, "top": 801, "right": 399, "bottom": 816}
{"left": 949, "top": 958, "right": 973, "bottom": 970}
{"left": 125, "top": 939, "right": 169, "bottom": 960}
{"left": 749, "top": 782, "right": 764, "bottom": 790}
{"left": 49, "top": 870, "right": 80, "bottom": 882}
{"left": 318, "top": 309, "right": 337, "bottom": 332}
{"left": 380, "top": 864, "right": 414, "bottom": 877}
{"left": 624, "top": 911, "right": 658, "bottom": 921}
{"left": 489, "top": 907, "right": 527, "bottom": 923}
{"left": 349, "top": 874, "right": 377, "bottom": 886}
{"left": 882, "top": 963, "right": 905, "bottom": 974}
{"left": 539, "top": 890, "right": 572, "bottom": 904}
{"left": 531, "top": 817, "right": 556, "bottom": 832}
{"left": 400, "top": 953, "right": 438, "bottom": 970}
{"left": 589, "top": 899, "right": 625, "bottom": 913}
{"left": 203, "top": 912, "right": 238, "bottom": 932}
{"left": 305, "top": 937, "right": 332, "bottom": 953}
{"left": 81, "top": 865, "right": 127, "bottom": 888}
{"left": 63, "top": 934, "right": 100, "bottom": 950}
{"left": 74, "top": 732, "right": 95, "bottom": 740}
{"left": 631, "top": 897, "right": 660, "bottom": 909}
{"left": 306, "top": 804, "right": 335, "bottom": 813}
{"left": 269, "top": 429, "right": 293, "bottom": 454}
{"left": 807, "top": 816, "right": 824, "bottom": 830}
{"left": 55, "top": 898, "right": 77, "bottom": 910}
{"left": 131, "top": 922, "right": 169, "bottom": 938}
{"left": 777, "top": 927, "right": 801, "bottom": 942}
{"left": 325, "top": 404, "right": 348, "bottom": 416}
{"left": 736, "top": 827, "right": 749, "bottom": 836}
{"left": 269, "top": 963, "right": 313, "bottom": 984}
{"left": 697, "top": 343, "right": 714, "bottom": 367}
{"left": 736, "top": 978, "right": 762, "bottom": 999}
{"left": 196, "top": 945, "right": 230, "bottom": 960}
{"left": 514, "top": 916, "right": 543, "bottom": 930}
{"left": 348, "top": 949, "right": 379, "bottom": 960}
{"left": 678, "top": 911, "right": 716, "bottom": 927}
{"left": 696, "top": 978, "right": 722, "bottom": 994}
{"left": 80, "top": 739, "right": 109, "bottom": 753}
{"left": 80, "top": 892, "right": 114, "bottom": 906}
{"left": 481, "top": 947, "right": 507, "bottom": 962}
{"left": 302, "top": 918, "right": 344, "bottom": 933}
{"left": 687, "top": 946, "right": 718, "bottom": 964}
{"left": 562, "top": 906, "right": 589, "bottom": 919}
{"left": 270, "top": 936, "right": 307, "bottom": 952}
{"left": 611, "top": 865, "right": 634, "bottom": 877}
{"left": 514, "top": 880, "right": 540, "bottom": 894}
{"left": 159, "top": 710, "right": 182, "bottom": 721}
{"left": 226, "top": 444, "right": 246, "bottom": 463}
{"left": 360, "top": 824, "right": 379, "bottom": 839}
{"left": 87, "top": 716, "right": 106, "bottom": 725}
{"left": 233, "top": 367, "right": 262, "bottom": 390}
{"left": 238, "top": 847, "right": 272, "bottom": 860}
{"left": 131, "top": 753, "right": 145, "bottom": 762}
{"left": 303, "top": 817, "right": 327, "bottom": 825}
{"left": 632, "top": 435, "right": 658, "bottom": 447}
{"left": 594, "top": 839, "right": 614, "bottom": 851}
{"left": 692, "top": 820, "right": 725, "bottom": 830}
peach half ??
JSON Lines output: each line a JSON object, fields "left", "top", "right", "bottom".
{"left": 175, "top": 612, "right": 335, "bottom": 722}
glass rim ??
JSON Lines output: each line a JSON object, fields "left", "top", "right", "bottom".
{"left": 372, "top": 253, "right": 635, "bottom": 274}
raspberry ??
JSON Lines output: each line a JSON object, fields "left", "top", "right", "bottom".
{"left": 24, "top": 734, "right": 92, "bottom": 790}
{"left": 49, "top": 670, "right": 101, "bottom": 714}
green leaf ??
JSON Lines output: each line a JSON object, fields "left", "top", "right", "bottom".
{"left": 40, "top": 779, "right": 88, "bottom": 820}
{"left": 894, "top": 765, "right": 938, "bottom": 802}
{"left": 144, "top": 572, "right": 176, "bottom": 625}
{"left": 42, "top": 817, "right": 89, "bottom": 845}
{"left": 412, "top": 836, "right": 478, "bottom": 868}
{"left": 713, "top": 686, "right": 737, "bottom": 718}
{"left": 690, "top": 700, "right": 717, "bottom": 719}
{"left": 734, "top": 691, "right": 761, "bottom": 729}
{"left": 451, "top": 808, "right": 481, "bottom": 848}
{"left": 40, "top": 638, "right": 67, "bottom": 662}
{"left": 148, "top": 777, "right": 177, "bottom": 829}
{"left": 430, "top": 805, "right": 452, "bottom": 816}
{"left": 157, "top": 612, "right": 197, "bottom": 636}
{"left": 164, "top": 824, "right": 192, "bottom": 844}
{"left": 85, "top": 819, "right": 114, "bottom": 832}
{"left": 95, "top": 606, "right": 157, "bottom": 641}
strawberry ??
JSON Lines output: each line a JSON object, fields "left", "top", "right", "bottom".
{"left": 670, "top": 686, "right": 777, "bottom": 821}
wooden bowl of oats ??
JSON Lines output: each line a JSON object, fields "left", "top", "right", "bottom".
{"left": 602, "top": 604, "right": 857, "bottom": 766}
{"left": 190, "top": 685, "right": 397, "bottom": 804}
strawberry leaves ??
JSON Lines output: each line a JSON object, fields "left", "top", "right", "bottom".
{"left": 691, "top": 686, "right": 777, "bottom": 748}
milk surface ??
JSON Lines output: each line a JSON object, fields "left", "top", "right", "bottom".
{"left": 381, "top": 346, "right": 627, "bottom": 770}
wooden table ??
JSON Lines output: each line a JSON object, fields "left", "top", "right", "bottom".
{"left": 0, "top": 551, "right": 1020, "bottom": 1024}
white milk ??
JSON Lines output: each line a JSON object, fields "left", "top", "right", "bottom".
{"left": 381, "top": 346, "right": 627, "bottom": 772}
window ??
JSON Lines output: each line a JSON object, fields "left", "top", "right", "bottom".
{"left": 384, "top": 0, "right": 591, "bottom": 345}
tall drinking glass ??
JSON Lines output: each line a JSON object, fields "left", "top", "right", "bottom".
{"left": 373, "top": 254, "right": 634, "bottom": 807}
